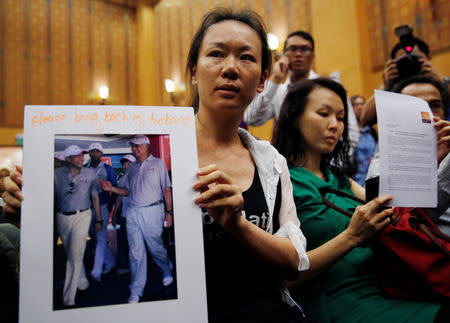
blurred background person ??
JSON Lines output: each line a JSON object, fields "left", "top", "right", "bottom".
{"left": 86, "top": 142, "right": 117, "bottom": 282}
{"left": 391, "top": 76, "right": 449, "bottom": 235}
{"left": 361, "top": 29, "right": 450, "bottom": 126}
{"left": 350, "top": 95, "right": 377, "bottom": 186}
{"left": 112, "top": 154, "right": 136, "bottom": 275}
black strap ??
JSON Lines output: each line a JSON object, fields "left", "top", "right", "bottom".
{"left": 272, "top": 179, "right": 282, "bottom": 233}
{"left": 318, "top": 187, "right": 365, "bottom": 218}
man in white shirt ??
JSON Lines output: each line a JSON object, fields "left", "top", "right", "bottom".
{"left": 244, "top": 31, "right": 359, "bottom": 159}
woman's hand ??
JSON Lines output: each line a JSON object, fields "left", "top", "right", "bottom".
{"left": 194, "top": 164, "right": 244, "bottom": 231}
{"left": 434, "top": 116, "right": 450, "bottom": 164}
{"left": 345, "top": 195, "right": 394, "bottom": 246}
{"left": 2, "top": 165, "right": 23, "bottom": 225}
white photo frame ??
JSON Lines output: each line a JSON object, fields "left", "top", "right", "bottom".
{"left": 20, "top": 106, "right": 207, "bottom": 323}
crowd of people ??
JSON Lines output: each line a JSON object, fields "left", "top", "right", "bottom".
{"left": 2, "top": 6, "right": 450, "bottom": 323}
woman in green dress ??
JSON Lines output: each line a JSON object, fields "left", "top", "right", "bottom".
{"left": 272, "top": 77, "right": 443, "bottom": 322}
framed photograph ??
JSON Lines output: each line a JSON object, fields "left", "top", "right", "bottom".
{"left": 20, "top": 106, "right": 207, "bottom": 323}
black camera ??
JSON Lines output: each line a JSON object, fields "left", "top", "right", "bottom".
{"left": 393, "top": 25, "right": 422, "bottom": 79}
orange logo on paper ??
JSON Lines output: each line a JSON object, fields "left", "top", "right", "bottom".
{"left": 421, "top": 111, "right": 431, "bottom": 124}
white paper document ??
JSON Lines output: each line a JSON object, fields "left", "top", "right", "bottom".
{"left": 374, "top": 90, "right": 437, "bottom": 207}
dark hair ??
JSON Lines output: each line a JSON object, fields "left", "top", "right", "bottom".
{"left": 350, "top": 95, "right": 365, "bottom": 105}
{"left": 272, "top": 77, "right": 352, "bottom": 175}
{"left": 185, "top": 8, "right": 272, "bottom": 112}
{"left": 390, "top": 37, "right": 430, "bottom": 59}
{"left": 283, "top": 30, "right": 315, "bottom": 52}
{"left": 392, "top": 75, "right": 448, "bottom": 119}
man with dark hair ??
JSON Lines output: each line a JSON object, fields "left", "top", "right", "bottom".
{"left": 243, "top": 31, "right": 360, "bottom": 160}
{"left": 243, "top": 30, "right": 319, "bottom": 126}
{"left": 361, "top": 36, "right": 449, "bottom": 126}
{"left": 392, "top": 75, "right": 448, "bottom": 120}
{"left": 383, "top": 36, "right": 442, "bottom": 92}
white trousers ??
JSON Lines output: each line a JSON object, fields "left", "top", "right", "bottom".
{"left": 127, "top": 203, "right": 171, "bottom": 296}
{"left": 91, "top": 203, "right": 115, "bottom": 276}
{"left": 56, "top": 209, "right": 91, "bottom": 306}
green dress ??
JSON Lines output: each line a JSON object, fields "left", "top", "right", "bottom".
{"left": 288, "top": 165, "right": 440, "bottom": 323}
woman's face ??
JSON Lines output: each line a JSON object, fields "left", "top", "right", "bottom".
{"left": 192, "top": 20, "right": 266, "bottom": 114}
{"left": 298, "top": 87, "right": 345, "bottom": 156}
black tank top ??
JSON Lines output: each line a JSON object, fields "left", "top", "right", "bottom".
{"left": 202, "top": 167, "right": 301, "bottom": 322}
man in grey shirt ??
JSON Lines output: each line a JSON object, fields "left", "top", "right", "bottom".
{"left": 54, "top": 145, "right": 101, "bottom": 307}
{"left": 100, "top": 135, "right": 174, "bottom": 304}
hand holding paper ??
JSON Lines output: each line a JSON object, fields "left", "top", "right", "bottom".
{"left": 374, "top": 90, "right": 438, "bottom": 207}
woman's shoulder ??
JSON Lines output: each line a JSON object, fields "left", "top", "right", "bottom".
{"left": 238, "top": 128, "right": 286, "bottom": 167}
{"left": 288, "top": 165, "right": 324, "bottom": 200}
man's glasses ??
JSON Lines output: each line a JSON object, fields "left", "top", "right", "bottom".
{"left": 285, "top": 45, "right": 313, "bottom": 54}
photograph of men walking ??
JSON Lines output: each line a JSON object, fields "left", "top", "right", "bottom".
{"left": 53, "top": 134, "right": 176, "bottom": 310}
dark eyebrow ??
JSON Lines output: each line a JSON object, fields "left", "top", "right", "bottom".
{"left": 321, "top": 104, "right": 345, "bottom": 114}
{"left": 206, "top": 42, "right": 256, "bottom": 52}
{"left": 428, "top": 99, "right": 442, "bottom": 104}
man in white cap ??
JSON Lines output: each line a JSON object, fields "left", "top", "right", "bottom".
{"left": 100, "top": 135, "right": 173, "bottom": 304}
{"left": 112, "top": 154, "right": 136, "bottom": 274}
{"left": 54, "top": 145, "right": 101, "bottom": 306}
{"left": 86, "top": 142, "right": 117, "bottom": 282}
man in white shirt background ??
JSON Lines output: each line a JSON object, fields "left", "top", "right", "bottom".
{"left": 244, "top": 31, "right": 359, "bottom": 161}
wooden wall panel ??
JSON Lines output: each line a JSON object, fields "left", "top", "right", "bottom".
{"left": 169, "top": 0, "right": 182, "bottom": 89}
{"left": 154, "top": 3, "right": 163, "bottom": 104}
{"left": 4, "top": 0, "right": 25, "bottom": 125}
{"left": 367, "top": 0, "right": 450, "bottom": 69}
{"left": 91, "top": 0, "right": 109, "bottom": 102}
{"left": 50, "top": 0, "right": 70, "bottom": 105}
{"left": 128, "top": 8, "right": 138, "bottom": 105}
{"left": 160, "top": 1, "right": 170, "bottom": 105}
{"left": 290, "top": 0, "right": 310, "bottom": 33}
{"left": 366, "top": 0, "right": 386, "bottom": 67}
{"left": 250, "top": 0, "right": 267, "bottom": 24}
{"left": 0, "top": 0, "right": 138, "bottom": 127}
{"left": 0, "top": 0, "right": 4, "bottom": 123}
{"left": 180, "top": 0, "right": 191, "bottom": 85}
{"left": 29, "top": 0, "right": 48, "bottom": 106}
{"left": 270, "top": 0, "right": 287, "bottom": 47}
{"left": 110, "top": 3, "right": 127, "bottom": 105}
{"left": 72, "top": 0, "right": 90, "bottom": 105}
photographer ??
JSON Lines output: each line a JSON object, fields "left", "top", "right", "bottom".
{"left": 360, "top": 27, "right": 449, "bottom": 126}
{"left": 383, "top": 37, "right": 442, "bottom": 91}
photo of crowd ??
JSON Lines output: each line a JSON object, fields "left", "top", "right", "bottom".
{"left": 52, "top": 134, "right": 176, "bottom": 309}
